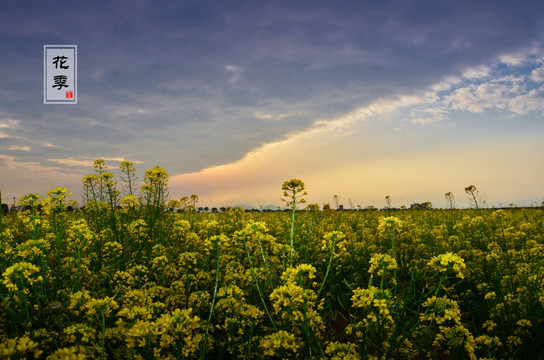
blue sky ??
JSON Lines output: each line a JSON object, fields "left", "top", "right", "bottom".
{"left": 1, "top": 0, "right": 543, "bottom": 208}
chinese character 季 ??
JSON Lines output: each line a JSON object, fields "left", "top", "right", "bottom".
{"left": 52, "top": 56, "right": 69, "bottom": 69}
{"left": 52, "top": 75, "right": 69, "bottom": 90}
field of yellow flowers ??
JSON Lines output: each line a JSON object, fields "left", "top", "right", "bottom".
{"left": 1, "top": 161, "right": 543, "bottom": 359}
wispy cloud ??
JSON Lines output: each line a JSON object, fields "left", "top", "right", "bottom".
{"left": 255, "top": 112, "right": 290, "bottom": 121}
{"left": 446, "top": 83, "right": 514, "bottom": 113}
{"left": 499, "top": 53, "right": 528, "bottom": 66}
{"left": 8, "top": 146, "right": 30, "bottom": 151}
{"left": 47, "top": 157, "right": 144, "bottom": 168}
{"left": 410, "top": 115, "right": 445, "bottom": 126}
{"left": 445, "top": 79, "right": 544, "bottom": 115}
{"left": 0, "top": 154, "right": 65, "bottom": 177}
{"left": 462, "top": 66, "right": 491, "bottom": 80}
{"left": 508, "top": 88, "right": 544, "bottom": 115}
{"left": 225, "top": 65, "right": 242, "bottom": 83}
{"left": 530, "top": 67, "right": 544, "bottom": 82}
{"left": 0, "top": 119, "right": 19, "bottom": 129}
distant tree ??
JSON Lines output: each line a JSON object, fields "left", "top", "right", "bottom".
{"left": 167, "top": 199, "right": 180, "bottom": 212}
{"left": 445, "top": 192, "right": 455, "bottom": 210}
{"left": 385, "top": 195, "right": 392, "bottom": 210}
{"left": 422, "top": 201, "right": 433, "bottom": 210}
{"left": 1, "top": 191, "right": 7, "bottom": 234}
{"left": 180, "top": 196, "right": 189, "bottom": 211}
{"left": 322, "top": 203, "right": 331, "bottom": 211}
{"left": 190, "top": 194, "right": 199, "bottom": 212}
{"left": 306, "top": 203, "right": 320, "bottom": 212}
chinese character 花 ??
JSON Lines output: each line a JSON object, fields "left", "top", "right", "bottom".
{"left": 52, "top": 56, "right": 69, "bottom": 69}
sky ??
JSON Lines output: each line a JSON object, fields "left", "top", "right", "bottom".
{"left": 1, "top": 0, "right": 543, "bottom": 209}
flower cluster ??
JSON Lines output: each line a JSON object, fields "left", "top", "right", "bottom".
{"left": 428, "top": 252, "right": 466, "bottom": 279}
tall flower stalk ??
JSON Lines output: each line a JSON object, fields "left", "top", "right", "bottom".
{"left": 141, "top": 166, "right": 169, "bottom": 242}
{"left": 0, "top": 190, "right": 4, "bottom": 233}
{"left": 465, "top": 185, "right": 482, "bottom": 210}
{"left": 281, "top": 179, "right": 307, "bottom": 267}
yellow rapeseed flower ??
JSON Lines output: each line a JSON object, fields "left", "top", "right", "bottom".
{"left": 428, "top": 252, "right": 466, "bottom": 279}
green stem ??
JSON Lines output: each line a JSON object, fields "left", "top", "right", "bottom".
{"left": 76, "top": 245, "right": 81, "bottom": 291}
{"left": 304, "top": 211, "right": 315, "bottom": 263}
{"left": 202, "top": 236, "right": 220, "bottom": 359}
{"left": 101, "top": 309, "right": 106, "bottom": 360}
{"left": 434, "top": 273, "right": 446, "bottom": 297}
{"left": 256, "top": 233, "right": 275, "bottom": 290}
{"left": 389, "top": 228, "right": 398, "bottom": 296}
{"left": 242, "top": 235, "right": 277, "bottom": 331}
{"left": 0, "top": 190, "right": 3, "bottom": 233}
{"left": 317, "top": 233, "right": 337, "bottom": 299}
{"left": 290, "top": 196, "right": 296, "bottom": 267}
{"left": 106, "top": 183, "right": 120, "bottom": 244}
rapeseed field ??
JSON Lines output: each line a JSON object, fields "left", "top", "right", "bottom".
{"left": 1, "top": 161, "right": 543, "bottom": 359}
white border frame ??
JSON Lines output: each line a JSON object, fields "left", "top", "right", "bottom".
{"left": 44, "top": 45, "right": 77, "bottom": 104}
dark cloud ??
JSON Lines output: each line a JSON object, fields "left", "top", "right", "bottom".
{"left": 1, "top": 0, "right": 544, "bottom": 176}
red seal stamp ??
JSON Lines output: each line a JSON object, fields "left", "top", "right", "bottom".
{"left": 65, "top": 90, "right": 73, "bottom": 99}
